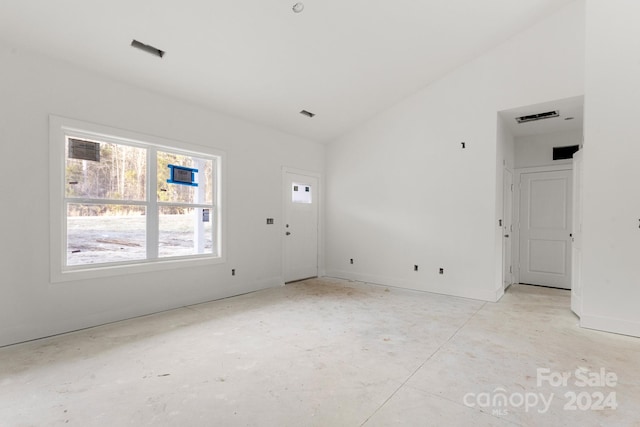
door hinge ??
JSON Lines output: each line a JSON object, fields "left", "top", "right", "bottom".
{"left": 511, "top": 184, "right": 514, "bottom": 192}
{"left": 510, "top": 266, "right": 512, "bottom": 274}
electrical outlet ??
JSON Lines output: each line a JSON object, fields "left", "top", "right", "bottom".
{"left": 414, "top": 265, "right": 419, "bottom": 271}
{"left": 439, "top": 268, "right": 444, "bottom": 275}
{"left": 266, "top": 218, "right": 274, "bottom": 225}
{"left": 350, "top": 258, "right": 354, "bottom": 265}
{"left": 232, "top": 269, "right": 236, "bottom": 276}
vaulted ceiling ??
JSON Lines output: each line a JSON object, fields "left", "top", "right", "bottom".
{"left": 0, "top": 1, "right": 574, "bottom": 142}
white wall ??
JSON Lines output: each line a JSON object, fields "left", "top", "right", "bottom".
{"left": 498, "top": 118, "right": 516, "bottom": 173}
{"left": 0, "top": 44, "right": 324, "bottom": 347}
{"left": 325, "top": 1, "right": 585, "bottom": 301}
{"left": 580, "top": 0, "right": 640, "bottom": 337}
{"left": 515, "top": 129, "right": 582, "bottom": 168}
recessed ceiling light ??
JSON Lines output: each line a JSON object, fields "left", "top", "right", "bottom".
{"left": 564, "top": 117, "right": 575, "bottom": 121}
{"left": 292, "top": 2, "right": 304, "bottom": 13}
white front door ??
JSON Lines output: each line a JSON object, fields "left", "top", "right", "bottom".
{"left": 283, "top": 171, "right": 319, "bottom": 283}
{"left": 519, "top": 169, "right": 573, "bottom": 289}
{"left": 571, "top": 150, "right": 584, "bottom": 315}
{"left": 503, "top": 169, "right": 514, "bottom": 291}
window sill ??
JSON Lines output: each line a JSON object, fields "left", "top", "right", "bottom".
{"left": 51, "top": 255, "right": 224, "bottom": 283}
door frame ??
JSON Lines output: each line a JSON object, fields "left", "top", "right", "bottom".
{"left": 502, "top": 168, "right": 514, "bottom": 292}
{"left": 513, "top": 164, "right": 573, "bottom": 285}
{"left": 281, "top": 166, "right": 322, "bottom": 283}
{"left": 571, "top": 149, "right": 584, "bottom": 316}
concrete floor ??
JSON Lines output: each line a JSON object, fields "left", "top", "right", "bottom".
{"left": 1, "top": 278, "right": 639, "bottom": 426}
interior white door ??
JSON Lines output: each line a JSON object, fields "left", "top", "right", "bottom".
{"left": 284, "top": 171, "right": 319, "bottom": 283}
{"left": 571, "top": 151, "right": 584, "bottom": 315}
{"left": 519, "top": 169, "right": 573, "bottom": 289}
{"left": 503, "top": 169, "right": 514, "bottom": 291}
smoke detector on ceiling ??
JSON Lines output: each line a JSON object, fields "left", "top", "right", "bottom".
{"left": 292, "top": 2, "right": 304, "bottom": 13}
{"left": 515, "top": 110, "right": 559, "bottom": 124}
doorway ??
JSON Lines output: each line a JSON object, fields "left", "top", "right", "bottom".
{"left": 498, "top": 95, "right": 584, "bottom": 295}
{"left": 283, "top": 169, "right": 319, "bottom": 283}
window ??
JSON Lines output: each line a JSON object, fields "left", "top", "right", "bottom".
{"left": 292, "top": 183, "right": 312, "bottom": 204}
{"left": 50, "top": 116, "right": 224, "bottom": 281}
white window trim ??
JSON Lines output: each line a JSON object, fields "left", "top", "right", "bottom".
{"left": 49, "top": 115, "right": 226, "bottom": 282}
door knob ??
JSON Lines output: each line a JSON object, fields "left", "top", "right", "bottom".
{"left": 286, "top": 232, "right": 291, "bottom": 236}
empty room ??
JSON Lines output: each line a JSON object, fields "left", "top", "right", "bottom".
{"left": 1, "top": 1, "right": 639, "bottom": 426}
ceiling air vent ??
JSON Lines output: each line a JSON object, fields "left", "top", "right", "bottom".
{"left": 300, "top": 110, "right": 316, "bottom": 118}
{"left": 515, "top": 110, "right": 559, "bottom": 124}
{"left": 131, "top": 39, "right": 165, "bottom": 58}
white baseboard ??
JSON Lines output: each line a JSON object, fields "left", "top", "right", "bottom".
{"left": 250, "top": 276, "right": 285, "bottom": 290}
{"left": 325, "top": 270, "right": 499, "bottom": 302}
{"left": 580, "top": 314, "right": 640, "bottom": 338}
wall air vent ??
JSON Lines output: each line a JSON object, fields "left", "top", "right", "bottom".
{"left": 515, "top": 110, "right": 559, "bottom": 124}
{"left": 131, "top": 39, "right": 165, "bottom": 58}
{"left": 300, "top": 110, "right": 316, "bottom": 118}
{"left": 553, "top": 145, "right": 580, "bottom": 160}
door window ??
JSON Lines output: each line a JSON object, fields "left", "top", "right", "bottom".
{"left": 292, "top": 183, "right": 312, "bottom": 204}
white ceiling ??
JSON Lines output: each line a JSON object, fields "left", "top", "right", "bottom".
{"left": 500, "top": 95, "right": 584, "bottom": 138}
{"left": 0, "top": 0, "right": 575, "bottom": 143}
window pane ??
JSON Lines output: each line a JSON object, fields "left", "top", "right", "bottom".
{"left": 157, "top": 151, "right": 213, "bottom": 204}
{"left": 159, "top": 206, "right": 214, "bottom": 258}
{"left": 67, "top": 204, "right": 146, "bottom": 266}
{"left": 65, "top": 138, "right": 147, "bottom": 201}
